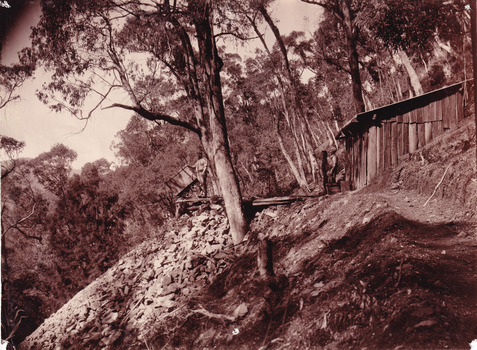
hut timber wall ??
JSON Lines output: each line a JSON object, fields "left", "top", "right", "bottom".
{"left": 337, "top": 81, "right": 472, "bottom": 191}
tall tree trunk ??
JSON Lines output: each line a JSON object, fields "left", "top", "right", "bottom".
{"left": 396, "top": 50, "right": 423, "bottom": 96}
{"left": 275, "top": 116, "right": 310, "bottom": 193}
{"left": 341, "top": 0, "right": 366, "bottom": 113}
{"left": 194, "top": 1, "right": 247, "bottom": 244}
{"left": 257, "top": 5, "right": 318, "bottom": 189}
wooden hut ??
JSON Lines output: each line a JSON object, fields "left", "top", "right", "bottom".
{"left": 336, "top": 81, "right": 471, "bottom": 191}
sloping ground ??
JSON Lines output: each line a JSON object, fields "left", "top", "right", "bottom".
{"left": 19, "top": 208, "right": 236, "bottom": 349}
{"left": 20, "top": 119, "right": 477, "bottom": 349}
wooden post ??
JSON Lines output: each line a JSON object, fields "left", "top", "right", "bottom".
{"left": 257, "top": 239, "right": 275, "bottom": 279}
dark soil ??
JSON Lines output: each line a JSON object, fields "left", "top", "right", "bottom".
{"left": 147, "top": 118, "right": 477, "bottom": 350}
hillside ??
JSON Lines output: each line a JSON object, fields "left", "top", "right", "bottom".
{"left": 20, "top": 118, "right": 477, "bottom": 349}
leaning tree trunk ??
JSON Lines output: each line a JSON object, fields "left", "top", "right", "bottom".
{"left": 194, "top": 1, "right": 248, "bottom": 244}
{"left": 257, "top": 5, "right": 317, "bottom": 190}
{"left": 396, "top": 50, "right": 423, "bottom": 96}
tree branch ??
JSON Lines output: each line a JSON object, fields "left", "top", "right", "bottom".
{"left": 301, "top": 0, "right": 343, "bottom": 22}
{"left": 104, "top": 103, "right": 200, "bottom": 135}
{"left": 192, "top": 304, "right": 236, "bottom": 322}
{"left": 2, "top": 203, "right": 43, "bottom": 243}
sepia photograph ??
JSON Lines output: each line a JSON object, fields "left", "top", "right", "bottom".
{"left": 1, "top": 0, "right": 476, "bottom": 349}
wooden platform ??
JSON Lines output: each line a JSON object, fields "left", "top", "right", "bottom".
{"left": 177, "top": 196, "right": 318, "bottom": 207}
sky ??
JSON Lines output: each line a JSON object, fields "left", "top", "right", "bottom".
{"left": 0, "top": 0, "right": 323, "bottom": 169}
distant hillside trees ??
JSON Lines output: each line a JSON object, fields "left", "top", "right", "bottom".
{"left": 1, "top": 145, "right": 129, "bottom": 345}
{"left": 1, "top": 155, "right": 56, "bottom": 345}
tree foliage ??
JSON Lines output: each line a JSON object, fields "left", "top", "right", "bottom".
{"left": 32, "top": 143, "right": 77, "bottom": 198}
{"left": 30, "top": 0, "right": 249, "bottom": 243}
{"left": 371, "top": 0, "right": 466, "bottom": 53}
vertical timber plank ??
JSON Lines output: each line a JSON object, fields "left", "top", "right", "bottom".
{"left": 350, "top": 135, "right": 358, "bottom": 190}
{"left": 410, "top": 109, "right": 417, "bottom": 123}
{"left": 456, "top": 91, "right": 464, "bottom": 122}
{"left": 383, "top": 122, "right": 390, "bottom": 169}
{"left": 367, "top": 126, "right": 377, "bottom": 184}
{"left": 409, "top": 122, "right": 418, "bottom": 153}
{"left": 377, "top": 124, "right": 383, "bottom": 176}
{"left": 448, "top": 93, "right": 457, "bottom": 129}
{"left": 355, "top": 135, "right": 361, "bottom": 190}
{"left": 361, "top": 131, "right": 368, "bottom": 188}
{"left": 402, "top": 121, "right": 409, "bottom": 155}
{"left": 345, "top": 137, "right": 352, "bottom": 186}
{"left": 443, "top": 96, "right": 450, "bottom": 129}
{"left": 418, "top": 121, "right": 426, "bottom": 149}
{"left": 423, "top": 104, "right": 430, "bottom": 122}
{"left": 425, "top": 122, "right": 432, "bottom": 144}
{"left": 436, "top": 98, "right": 443, "bottom": 121}
{"left": 429, "top": 101, "right": 437, "bottom": 121}
{"left": 403, "top": 112, "right": 410, "bottom": 123}
{"left": 416, "top": 107, "right": 423, "bottom": 124}
{"left": 391, "top": 121, "right": 398, "bottom": 166}
{"left": 397, "top": 118, "right": 403, "bottom": 160}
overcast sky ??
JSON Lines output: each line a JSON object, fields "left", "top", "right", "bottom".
{"left": 0, "top": 0, "right": 323, "bottom": 169}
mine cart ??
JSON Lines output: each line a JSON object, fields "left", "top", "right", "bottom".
{"left": 166, "top": 165, "right": 203, "bottom": 199}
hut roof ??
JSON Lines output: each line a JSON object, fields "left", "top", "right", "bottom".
{"left": 337, "top": 80, "right": 469, "bottom": 139}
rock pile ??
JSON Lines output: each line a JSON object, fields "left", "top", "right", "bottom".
{"left": 20, "top": 207, "right": 237, "bottom": 349}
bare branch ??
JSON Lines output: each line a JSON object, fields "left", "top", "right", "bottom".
{"left": 104, "top": 103, "right": 200, "bottom": 135}
{"left": 2, "top": 203, "right": 42, "bottom": 242}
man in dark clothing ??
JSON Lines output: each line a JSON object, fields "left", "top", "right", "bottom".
{"left": 321, "top": 150, "right": 328, "bottom": 193}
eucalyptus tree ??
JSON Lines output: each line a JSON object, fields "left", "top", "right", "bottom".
{"left": 1, "top": 157, "right": 50, "bottom": 346}
{"left": 371, "top": 0, "right": 468, "bottom": 92}
{"left": 0, "top": 59, "right": 34, "bottom": 110}
{"left": 1, "top": 136, "right": 25, "bottom": 179}
{"left": 302, "top": 0, "right": 468, "bottom": 108}
{"left": 32, "top": 143, "right": 77, "bottom": 200}
{"left": 302, "top": 0, "right": 366, "bottom": 113}
{"left": 30, "top": 0, "right": 248, "bottom": 243}
{"left": 234, "top": 1, "right": 323, "bottom": 193}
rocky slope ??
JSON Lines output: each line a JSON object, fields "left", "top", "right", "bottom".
{"left": 20, "top": 118, "right": 477, "bottom": 349}
{"left": 20, "top": 206, "right": 238, "bottom": 349}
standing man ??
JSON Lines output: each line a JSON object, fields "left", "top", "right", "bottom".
{"left": 195, "top": 152, "right": 208, "bottom": 197}
{"left": 321, "top": 150, "right": 328, "bottom": 194}
{"left": 329, "top": 147, "right": 338, "bottom": 183}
